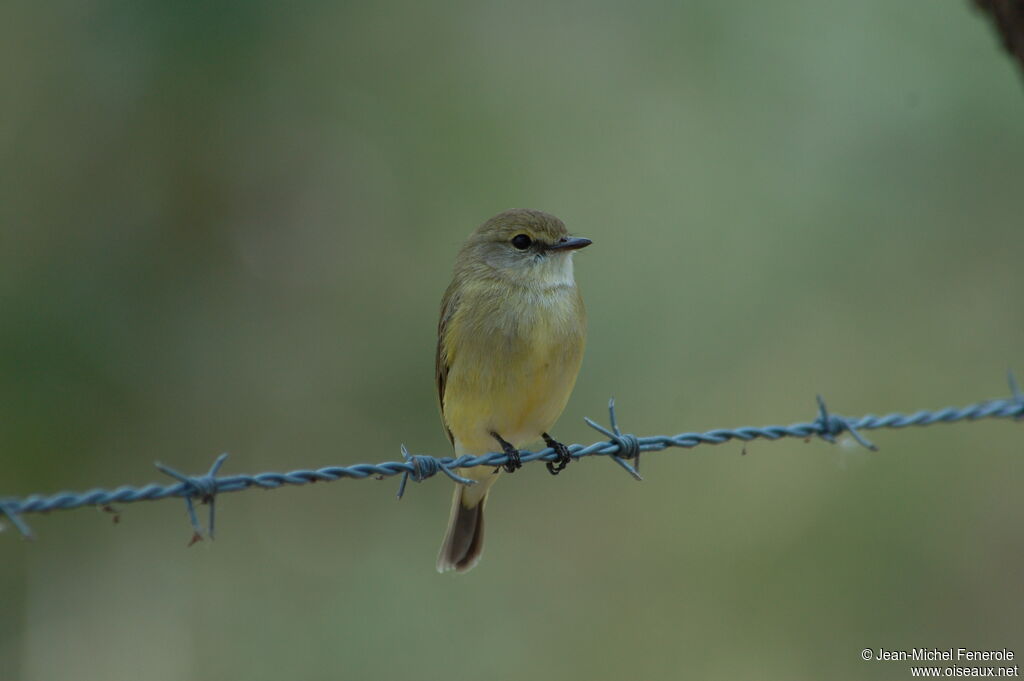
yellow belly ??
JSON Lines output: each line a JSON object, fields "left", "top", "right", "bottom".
{"left": 445, "top": 345, "right": 580, "bottom": 454}
{"left": 441, "top": 286, "right": 585, "bottom": 461}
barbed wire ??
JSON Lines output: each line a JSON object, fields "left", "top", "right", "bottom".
{"left": 2, "top": 373, "right": 1022, "bottom": 542}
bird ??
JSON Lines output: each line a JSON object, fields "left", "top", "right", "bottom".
{"left": 435, "top": 208, "right": 590, "bottom": 572}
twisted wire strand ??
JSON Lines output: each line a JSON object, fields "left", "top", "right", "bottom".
{"left": 2, "top": 375, "right": 1021, "bottom": 540}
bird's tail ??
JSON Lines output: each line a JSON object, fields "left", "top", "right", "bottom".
{"left": 436, "top": 480, "right": 490, "bottom": 573}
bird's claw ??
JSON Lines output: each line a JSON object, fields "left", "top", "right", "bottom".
{"left": 491, "top": 432, "right": 523, "bottom": 473}
{"left": 543, "top": 433, "right": 572, "bottom": 475}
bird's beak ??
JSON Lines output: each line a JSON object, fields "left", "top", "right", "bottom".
{"left": 547, "top": 236, "right": 592, "bottom": 252}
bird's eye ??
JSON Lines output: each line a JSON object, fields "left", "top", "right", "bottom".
{"left": 511, "top": 234, "right": 532, "bottom": 250}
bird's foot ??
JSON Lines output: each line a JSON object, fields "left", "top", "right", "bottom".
{"left": 491, "top": 432, "right": 522, "bottom": 473}
{"left": 543, "top": 433, "right": 572, "bottom": 475}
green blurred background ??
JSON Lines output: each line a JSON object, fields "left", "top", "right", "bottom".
{"left": 1, "top": 1, "right": 1022, "bottom": 679}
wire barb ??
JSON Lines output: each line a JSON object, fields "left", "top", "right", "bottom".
{"left": 396, "top": 445, "right": 476, "bottom": 499}
{"left": 1008, "top": 370, "right": 1023, "bottom": 420}
{"left": 584, "top": 398, "right": 643, "bottom": 481}
{"left": 814, "top": 395, "right": 878, "bottom": 451}
{"left": 0, "top": 501, "right": 34, "bottom": 539}
{"left": 155, "top": 452, "right": 229, "bottom": 544}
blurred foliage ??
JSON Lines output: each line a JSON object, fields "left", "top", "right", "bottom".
{"left": 1, "top": 2, "right": 1022, "bottom": 680}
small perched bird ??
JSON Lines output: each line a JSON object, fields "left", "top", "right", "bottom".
{"left": 435, "top": 209, "right": 590, "bottom": 573}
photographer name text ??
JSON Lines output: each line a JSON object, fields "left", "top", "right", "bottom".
{"left": 873, "top": 649, "right": 1015, "bottom": 662}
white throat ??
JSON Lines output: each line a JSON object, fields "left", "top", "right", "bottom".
{"left": 535, "top": 253, "right": 576, "bottom": 289}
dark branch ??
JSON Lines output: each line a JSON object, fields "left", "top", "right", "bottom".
{"left": 972, "top": 0, "right": 1024, "bottom": 76}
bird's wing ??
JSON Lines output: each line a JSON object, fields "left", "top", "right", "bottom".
{"left": 435, "top": 284, "right": 459, "bottom": 444}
